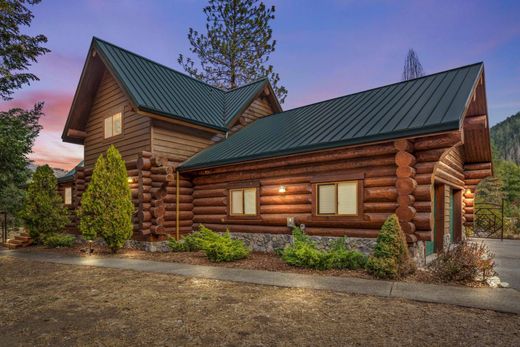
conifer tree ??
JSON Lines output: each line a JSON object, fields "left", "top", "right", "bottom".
{"left": 20, "top": 165, "right": 68, "bottom": 240}
{"left": 402, "top": 49, "right": 424, "bottom": 81}
{"left": 178, "top": 0, "right": 287, "bottom": 103}
{"left": 78, "top": 145, "right": 134, "bottom": 253}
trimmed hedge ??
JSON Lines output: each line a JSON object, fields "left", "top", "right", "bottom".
{"left": 281, "top": 227, "right": 367, "bottom": 270}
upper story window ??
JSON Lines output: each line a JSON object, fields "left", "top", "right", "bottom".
{"left": 104, "top": 112, "right": 122, "bottom": 138}
{"left": 229, "top": 188, "right": 257, "bottom": 216}
{"left": 316, "top": 181, "right": 358, "bottom": 216}
{"left": 64, "top": 187, "right": 72, "bottom": 205}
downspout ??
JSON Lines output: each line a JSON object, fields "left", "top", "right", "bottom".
{"left": 176, "top": 170, "right": 180, "bottom": 241}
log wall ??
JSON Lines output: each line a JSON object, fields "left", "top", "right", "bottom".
{"left": 84, "top": 70, "right": 151, "bottom": 168}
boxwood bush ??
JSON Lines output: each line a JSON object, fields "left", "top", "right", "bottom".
{"left": 281, "top": 227, "right": 367, "bottom": 270}
{"left": 168, "top": 225, "right": 249, "bottom": 262}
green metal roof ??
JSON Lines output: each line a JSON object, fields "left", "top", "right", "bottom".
{"left": 93, "top": 38, "right": 272, "bottom": 131}
{"left": 181, "top": 62, "right": 483, "bottom": 171}
{"left": 58, "top": 160, "right": 84, "bottom": 183}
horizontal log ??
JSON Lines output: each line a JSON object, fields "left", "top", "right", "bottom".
{"left": 464, "top": 162, "right": 491, "bottom": 171}
{"left": 164, "top": 203, "right": 193, "bottom": 211}
{"left": 162, "top": 220, "right": 193, "bottom": 228}
{"left": 364, "top": 177, "right": 396, "bottom": 188}
{"left": 415, "top": 230, "right": 432, "bottom": 241}
{"left": 193, "top": 206, "right": 227, "bottom": 215}
{"left": 464, "top": 169, "right": 492, "bottom": 180}
{"left": 394, "top": 139, "right": 413, "bottom": 152}
{"left": 260, "top": 194, "right": 311, "bottom": 205}
{"left": 164, "top": 211, "right": 193, "bottom": 220}
{"left": 125, "top": 159, "right": 138, "bottom": 170}
{"left": 414, "top": 185, "right": 432, "bottom": 201}
{"left": 261, "top": 204, "right": 311, "bottom": 214}
{"left": 397, "top": 194, "right": 415, "bottom": 206}
{"left": 151, "top": 166, "right": 174, "bottom": 175}
{"left": 163, "top": 195, "right": 193, "bottom": 204}
{"left": 413, "top": 201, "right": 431, "bottom": 213}
{"left": 396, "top": 166, "right": 416, "bottom": 178}
{"left": 413, "top": 132, "right": 460, "bottom": 150}
{"left": 400, "top": 221, "right": 416, "bottom": 235}
{"left": 415, "top": 162, "right": 435, "bottom": 174}
{"left": 166, "top": 187, "right": 194, "bottom": 195}
{"left": 193, "top": 188, "right": 226, "bottom": 199}
{"left": 150, "top": 174, "right": 175, "bottom": 182}
{"left": 413, "top": 212, "right": 432, "bottom": 230}
{"left": 415, "top": 173, "right": 432, "bottom": 185}
{"left": 396, "top": 177, "right": 417, "bottom": 195}
{"left": 364, "top": 186, "right": 397, "bottom": 202}
{"left": 261, "top": 183, "right": 311, "bottom": 196}
{"left": 127, "top": 169, "right": 139, "bottom": 177}
{"left": 364, "top": 202, "right": 399, "bottom": 213}
{"left": 260, "top": 176, "right": 310, "bottom": 186}
{"left": 396, "top": 205, "right": 416, "bottom": 222}
{"left": 137, "top": 157, "right": 151, "bottom": 170}
{"left": 415, "top": 148, "right": 447, "bottom": 162}
{"left": 193, "top": 197, "right": 226, "bottom": 207}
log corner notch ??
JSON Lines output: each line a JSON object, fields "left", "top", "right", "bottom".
{"left": 463, "top": 162, "right": 492, "bottom": 226}
{"left": 394, "top": 139, "right": 417, "bottom": 243}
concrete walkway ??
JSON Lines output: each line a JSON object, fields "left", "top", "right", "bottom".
{"left": 474, "top": 238, "right": 520, "bottom": 290}
{"left": 1, "top": 248, "right": 520, "bottom": 315}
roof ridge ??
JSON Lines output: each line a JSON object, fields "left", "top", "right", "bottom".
{"left": 92, "top": 36, "right": 225, "bottom": 94}
{"left": 225, "top": 77, "right": 268, "bottom": 93}
{"left": 264, "top": 62, "right": 484, "bottom": 118}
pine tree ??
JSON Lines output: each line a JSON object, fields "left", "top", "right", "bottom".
{"left": 78, "top": 145, "right": 134, "bottom": 253}
{"left": 178, "top": 0, "right": 287, "bottom": 103}
{"left": 20, "top": 165, "right": 69, "bottom": 240}
{"left": 402, "top": 49, "right": 424, "bottom": 81}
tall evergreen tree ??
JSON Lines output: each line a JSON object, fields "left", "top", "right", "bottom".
{"left": 402, "top": 49, "right": 424, "bottom": 81}
{"left": 78, "top": 146, "right": 134, "bottom": 253}
{"left": 0, "top": 0, "right": 48, "bottom": 217}
{"left": 178, "top": 0, "right": 287, "bottom": 103}
{"left": 19, "top": 165, "right": 68, "bottom": 240}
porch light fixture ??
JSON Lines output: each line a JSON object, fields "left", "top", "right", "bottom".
{"left": 279, "top": 185, "right": 286, "bottom": 193}
{"left": 465, "top": 188, "right": 472, "bottom": 196}
{"left": 128, "top": 177, "right": 134, "bottom": 183}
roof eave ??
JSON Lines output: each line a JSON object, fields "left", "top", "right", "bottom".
{"left": 179, "top": 122, "right": 460, "bottom": 172}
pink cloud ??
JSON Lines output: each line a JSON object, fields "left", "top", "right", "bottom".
{"left": 30, "top": 132, "right": 83, "bottom": 170}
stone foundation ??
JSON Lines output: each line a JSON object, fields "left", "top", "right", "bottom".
{"left": 73, "top": 235, "right": 170, "bottom": 252}
{"left": 408, "top": 240, "right": 427, "bottom": 267}
{"left": 229, "top": 232, "right": 377, "bottom": 254}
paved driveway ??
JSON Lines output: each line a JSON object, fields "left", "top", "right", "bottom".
{"left": 474, "top": 238, "right": 520, "bottom": 290}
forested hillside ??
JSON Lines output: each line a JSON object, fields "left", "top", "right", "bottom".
{"left": 491, "top": 111, "right": 520, "bottom": 163}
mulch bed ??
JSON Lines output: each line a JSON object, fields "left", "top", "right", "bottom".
{"left": 14, "top": 244, "right": 487, "bottom": 287}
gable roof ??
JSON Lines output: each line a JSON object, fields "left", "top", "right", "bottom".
{"left": 62, "top": 37, "right": 281, "bottom": 142}
{"left": 57, "top": 160, "right": 84, "bottom": 183}
{"left": 180, "top": 62, "right": 484, "bottom": 171}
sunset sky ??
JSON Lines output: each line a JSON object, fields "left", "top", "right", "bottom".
{"left": 2, "top": 0, "right": 519, "bottom": 170}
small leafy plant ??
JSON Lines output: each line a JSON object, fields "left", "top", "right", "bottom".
{"left": 429, "top": 241, "right": 495, "bottom": 283}
{"left": 366, "top": 214, "right": 415, "bottom": 279}
{"left": 281, "top": 227, "right": 367, "bottom": 270}
{"left": 168, "top": 225, "right": 249, "bottom": 262}
{"left": 43, "top": 233, "right": 75, "bottom": 248}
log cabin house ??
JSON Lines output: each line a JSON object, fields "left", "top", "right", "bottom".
{"left": 58, "top": 37, "right": 492, "bottom": 261}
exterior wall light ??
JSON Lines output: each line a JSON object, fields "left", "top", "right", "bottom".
{"left": 465, "top": 188, "right": 472, "bottom": 196}
{"left": 279, "top": 185, "right": 286, "bottom": 193}
{"left": 128, "top": 177, "right": 134, "bottom": 183}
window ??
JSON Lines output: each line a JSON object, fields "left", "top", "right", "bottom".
{"left": 316, "top": 181, "right": 358, "bottom": 216}
{"left": 64, "top": 187, "right": 72, "bottom": 205}
{"left": 104, "top": 112, "right": 122, "bottom": 138}
{"left": 229, "top": 188, "right": 257, "bottom": 216}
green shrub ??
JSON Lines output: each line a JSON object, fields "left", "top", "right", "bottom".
{"left": 43, "top": 233, "right": 75, "bottom": 248}
{"left": 366, "top": 214, "right": 415, "bottom": 279}
{"left": 20, "top": 165, "right": 69, "bottom": 241}
{"left": 429, "top": 241, "right": 495, "bottom": 283}
{"left": 203, "top": 231, "right": 250, "bottom": 262}
{"left": 77, "top": 145, "right": 134, "bottom": 253}
{"left": 169, "top": 225, "right": 249, "bottom": 262}
{"left": 325, "top": 238, "right": 368, "bottom": 270}
{"left": 281, "top": 228, "right": 367, "bottom": 270}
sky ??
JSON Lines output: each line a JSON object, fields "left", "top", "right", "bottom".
{"left": 2, "top": 0, "right": 520, "bottom": 170}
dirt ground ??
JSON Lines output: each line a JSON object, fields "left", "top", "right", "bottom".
{"left": 0, "top": 256, "right": 518, "bottom": 346}
{"left": 16, "top": 244, "right": 482, "bottom": 287}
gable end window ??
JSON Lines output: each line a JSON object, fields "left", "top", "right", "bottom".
{"left": 64, "top": 187, "right": 72, "bottom": 205}
{"left": 104, "top": 112, "right": 122, "bottom": 138}
{"left": 229, "top": 188, "right": 257, "bottom": 216}
{"left": 316, "top": 181, "right": 358, "bottom": 216}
